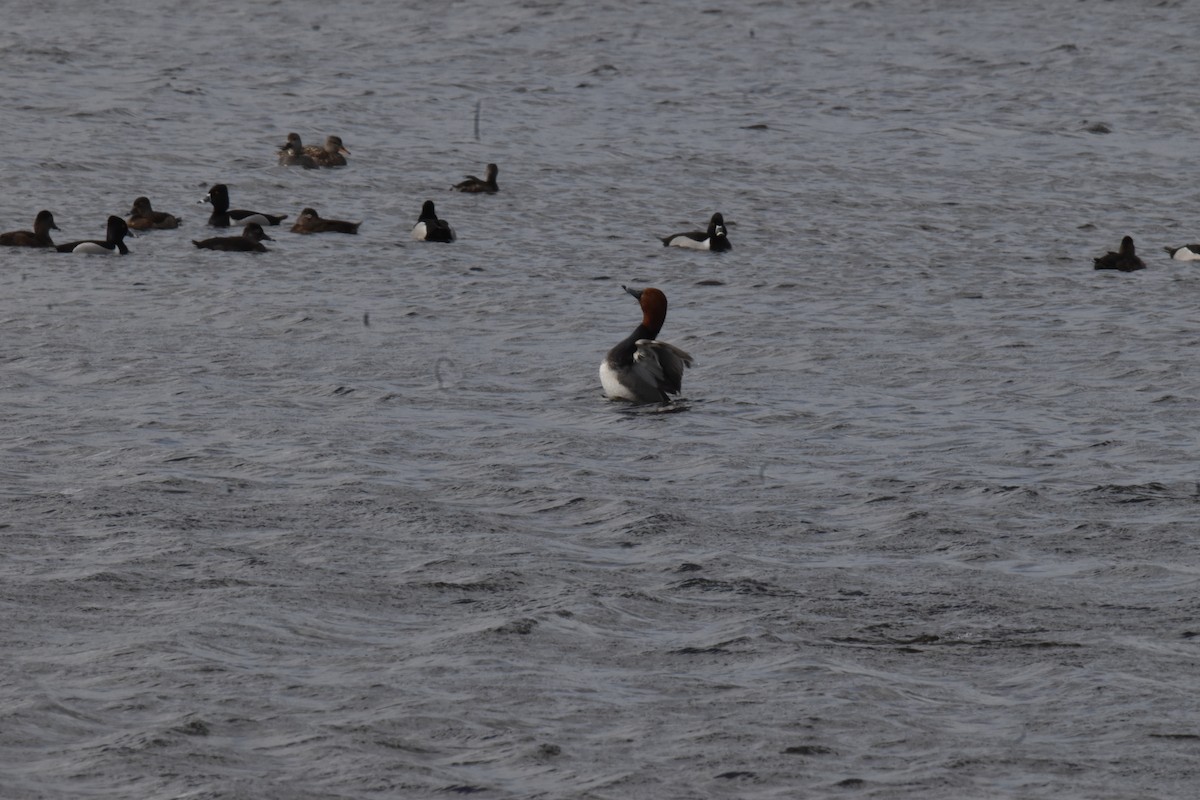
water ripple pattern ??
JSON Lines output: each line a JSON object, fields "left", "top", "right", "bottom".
{"left": 2, "top": 1, "right": 1199, "bottom": 798}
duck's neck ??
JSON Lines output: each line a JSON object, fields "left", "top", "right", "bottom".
{"left": 634, "top": 322, "right": 659, "bottom": 341}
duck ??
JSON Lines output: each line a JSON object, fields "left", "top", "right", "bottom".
{"left": 411, "top": 200, "right": 456, "bottom": 242}
{"left": 661, "top": 212, "right": 731, "bottom": 251}
{"left": 193, "top": 223, "right": 273, "bottom": 252}
{"left": 0, "top": 209, "right": 59, "bottom": 248}
{"left": 55, "top": 216, "right": 130, "bottom": 254}
{"left": 304, "top": 135, "right": 350, "bottom": 167}
{"left": 278, "top": 132, "right": 317, "bottom": 168}
{"left": 453, "top": 163, "right": 499, "bottom": 193}
{"left": 599, "top": 285, "right": 694, "bottom": 404}
{"left": 126, "top": 196, "right": 181, "bottom": 230}
{"left": 201, "top": 184, "right": 288, "bottom": 228}
{"left": 290, "top": 207, "right": 361, "bottom": 234}
{"left": 1093, "top": 236, "right": 1145, "bottom": 272}
{"left": 1163, "top": 243, "right": 1200, "bottom": 262}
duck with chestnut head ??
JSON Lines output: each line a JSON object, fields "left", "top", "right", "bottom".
{"left": 599, "top": 285, "right": 693, "bottom": 404}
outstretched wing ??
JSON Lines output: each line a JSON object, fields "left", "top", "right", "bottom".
{"left": 633, "top": 339, "right": 694, "bottom": 398}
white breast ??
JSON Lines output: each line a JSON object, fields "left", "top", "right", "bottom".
{"left": 599, "top": 360, "right": 638, "bottom": 402}
{"left": 667, "top": 235, "right": 710, "bottom": 250}
{"left": 71, "top": 242, "right": 117, "bottom": 255}
{"left": 230, "top": 213, "right": 270, "bottom": 227}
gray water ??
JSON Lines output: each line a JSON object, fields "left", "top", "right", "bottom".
{"left": 3, "top": 1, "right": 1199, "bottom": 797}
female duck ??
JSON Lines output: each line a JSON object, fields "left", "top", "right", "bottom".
{"left": 291, "top": 207, "right": 360, "bottom": 234}
{"left": 411, "top": 200, "right": 456, "bottom": 242}
{"left": 193, "top": 223, "right": 273, "bottom": 252}
{"left": 127, "top": 196, "right": 181, "bottom": 230}
{"left": 305, "top": 135, "right": 350, "bottom": 167}
{"left": 661, "top": 212, "right": 731, "bottom": 251}
{"left": 55, "top": 216, "right": 130, "bottom": 255}
{"left": 599, "top": 285, "right": 693, "bottom": 404}
{"left": 0, "top": 210, "right": 58, "bottom": 247}
{"left": 1093, "top": 236, "right": 1144, "bottom": 272}
{"left": 202, "top": 184, "right": 288, "bottom": 228}
{"left": 278, "top": 133, "right": 317, "bottom": 168}
{"left": 453, "top": 163, "right": 499, "bottom": 193}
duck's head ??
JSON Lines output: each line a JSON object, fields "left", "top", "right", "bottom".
{"left": 623, "top": 285, "right": 669, "bottom": 336}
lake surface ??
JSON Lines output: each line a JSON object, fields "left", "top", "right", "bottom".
{"left": 2, "top": 1, "right": 1199, "bottom": 797}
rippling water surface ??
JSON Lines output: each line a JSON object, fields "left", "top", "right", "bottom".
{"left": 3, "top": 1, "right": 1200, "bottom": 797}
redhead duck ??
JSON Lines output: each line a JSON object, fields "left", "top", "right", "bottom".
{"left": 661, "top": 212, "right": 731, "bottom": 251}
{"left": 193, "top": 223, "right": 272, "bottom": 252}
{"left": 1093, "top": 236, "right": 1145, "bottom": 272}
{"left": 127, "top": 196, "right": 181, "bottom": 230}
{"left": 453, "top": 163, "right": 499, "bottom": 193}
{"left": 1164, "top": 244, "right": 1200, "bottom": 262}
{"left": 278, "top": 132, "right": 317, "bottom": 168}
{"left": 304, "top": 135, "right": 350, "bottom": 167}
{"left": 0, "top": 210, "right": 58, "bottom": 248}
{"left": 411, "top": 200, "right": 456, "bottom": 242}
{"left": 291, "top": 207, "right": 360, "bottom": 234}
{"left": 599, "top": 285, "right": 693, "bottom": 404}
{"left": 55, "top": 216, "right": 130, "bottom": 255}
{"left": 201, "top": 184, "right": 288, "bottom": 228}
